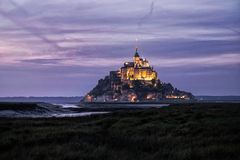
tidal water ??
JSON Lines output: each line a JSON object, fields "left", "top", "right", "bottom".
{"left": 0, "top": 101, "right": 109, "bottom": 118}
{"left": 1, "top": 96, "right": 239, "bottom": 118}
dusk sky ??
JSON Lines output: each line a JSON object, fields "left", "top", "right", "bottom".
{"left": 0, "top": 0, "right": 239, "bottom": 96}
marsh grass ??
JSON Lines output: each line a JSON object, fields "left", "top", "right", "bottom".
{"left": 0, "top": 103, "right": 240, "bottom": 160}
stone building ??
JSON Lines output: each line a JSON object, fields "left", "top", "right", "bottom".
{"left": 110, "top": 48, "right": 158, "bottom": 90}
{"left": 83, "top": 48, "right": 194, "bottom": 102}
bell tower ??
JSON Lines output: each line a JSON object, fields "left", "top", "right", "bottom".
{"left": 133, "top": 47, "right": 140, "bottom": 65}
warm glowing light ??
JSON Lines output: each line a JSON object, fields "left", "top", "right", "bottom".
{"left": 128, "top": 93, "right": 137, "bottom": 102}
{"left": 146, "top": 93, "right": 157, "bottom": 100}
{"left": 130, "top": 95, "right": 137, "bottom": 102}
{"left": 86, "top": 95, "right": 93, "bottom": 102}
{"left": 166, "top": 95, "right": 189, "bottom": 99}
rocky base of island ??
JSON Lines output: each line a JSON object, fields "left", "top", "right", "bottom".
{"left": 82, "top": 76, "right": 194, "bottom": 103}
{"left": 82, "top": 49, "right": 194, "bottom": 103}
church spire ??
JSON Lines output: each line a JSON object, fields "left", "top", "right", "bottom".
{"left": 134, "top": 47, "right": 140, "bottom": 57}
{"left": 134, "top": 38, "right": 140, "bottom": 57}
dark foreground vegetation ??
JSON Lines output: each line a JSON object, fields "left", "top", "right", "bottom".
{"left": 0, "top": 103, "right": 240, "bottom": 160}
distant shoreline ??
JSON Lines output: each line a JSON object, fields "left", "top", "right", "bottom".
{"left": 1, "top": 96, "right": 240, "bottom": 103}
{"left": 79, "top": 99, "right": 240, "bottom": 106}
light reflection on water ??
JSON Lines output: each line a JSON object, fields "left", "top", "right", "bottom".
{"left": 0, "top": 103, "right": 109, "bottom": 118}
{"left": 55, "top": 103, "right": 80, "bottom": 108}
{"left": 0, "top": 103, "right": 170, "bottom": 118}
{"left": 0, "top": 110, "right": 109, "bottom": 118}
{"left": 52, "top": 112, "right": 109, "bottom": 118}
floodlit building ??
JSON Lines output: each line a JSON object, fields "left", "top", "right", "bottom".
{"left": 121, "top": 48, "right": 157, "bottom": 82}
{"left": 83, "top": 48, "right": 194, "bottom": 102}
{"left": 110, "top": 48, "right": 158, "bottom": 90}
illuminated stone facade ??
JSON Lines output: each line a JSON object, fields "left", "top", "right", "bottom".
{"left": 121, "top": 48, "right": 157, "bottom": 82}
{"left": 109, "top": 48, "right": 159, "bottom": 91}
{"left": 83, "top": 48, "right": 194, "bottom": 102}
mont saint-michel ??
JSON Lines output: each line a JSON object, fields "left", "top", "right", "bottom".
{"left": 83, "top": 48, "right": 194, "bottom": 102}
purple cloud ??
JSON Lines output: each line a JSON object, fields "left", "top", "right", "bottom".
{"left": 0, "top": 0, "right": 239, "bottom": 96}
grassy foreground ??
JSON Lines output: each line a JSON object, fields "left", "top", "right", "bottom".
{"left": 0, "top": 103, "right": 240, "bottom": 160}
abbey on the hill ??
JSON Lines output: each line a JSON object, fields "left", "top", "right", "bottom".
{"left": 121, "top": 48, "right": 157, "bottom": 81}
{"left": 83, "top": 49, "right": 194, "bottom": 102}
{"left": 110, "top": 48, "right": 158, "bottom": 92}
